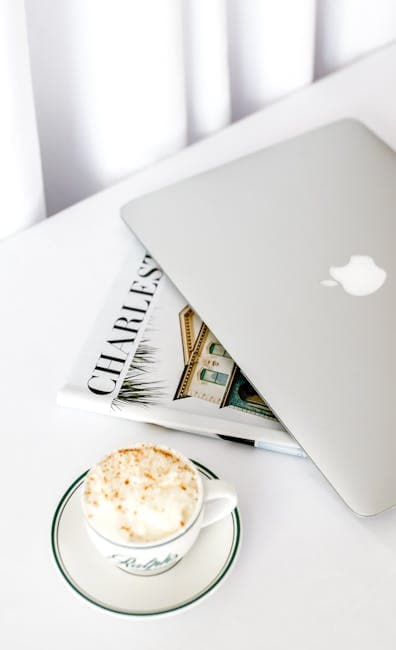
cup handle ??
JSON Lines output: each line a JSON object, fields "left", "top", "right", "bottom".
{"left": 201, "top": 480, "right": 237, "bottom": 528}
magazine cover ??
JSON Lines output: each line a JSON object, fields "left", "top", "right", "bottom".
{"left": 58, "top": 236, "right": 303, "bottom": 456}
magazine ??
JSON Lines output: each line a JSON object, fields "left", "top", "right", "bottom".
{"left": 58, "top": 236, "right": 303, "bottom": 456}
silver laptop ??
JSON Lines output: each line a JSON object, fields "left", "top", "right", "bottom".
{"left": 122, "top": 120, "right": 396, "bottom": 516}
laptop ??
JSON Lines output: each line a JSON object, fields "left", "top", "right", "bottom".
{"left": 122, "top": 119, "right": 396, "bottom": 516}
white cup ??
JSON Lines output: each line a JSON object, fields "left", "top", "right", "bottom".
{"left": 82, "top": 446, "right": 237, "bottom": 576}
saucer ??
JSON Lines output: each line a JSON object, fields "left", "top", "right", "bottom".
{"left": 51, "top": 460, "right": 241, "bottom": 618}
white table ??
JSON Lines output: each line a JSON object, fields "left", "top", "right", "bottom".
{"left": 2, "top": 43, "right": 396, "bottom": 650}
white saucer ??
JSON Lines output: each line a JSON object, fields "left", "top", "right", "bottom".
{"left": 51, "top": 460, "right": 241, "bottom": 618}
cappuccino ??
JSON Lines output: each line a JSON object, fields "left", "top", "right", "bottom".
{"left": 82, "top": 444, "right": 200, "bottom": 544}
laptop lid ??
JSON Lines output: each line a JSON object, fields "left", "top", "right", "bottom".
{"left": 122, "top": 120, "right": 396, "bottom": 516}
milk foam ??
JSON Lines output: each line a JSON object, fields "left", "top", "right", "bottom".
{"left": 83, "top": 445, "right": 200, "bottom": 544}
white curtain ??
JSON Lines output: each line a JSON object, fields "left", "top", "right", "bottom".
{"left": 2, "top": 0, "right": 396, "bottom": 239}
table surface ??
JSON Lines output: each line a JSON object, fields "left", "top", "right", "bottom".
{"left": 2, "top": 43, "right": 396, "bottom": 650}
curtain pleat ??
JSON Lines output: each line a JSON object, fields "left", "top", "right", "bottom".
{"left": 25, "top": 0, "right": 187, "bottom": 215}
{"left": 226, "top": 0, "right": 316, "bottom": 121}
{"left": 2, "top": 0, "right": 396, "bottom": 239}
{"left": 315, "top": 0, "right": 396, "bottom": 78}
{"left": 183, "top": 0, "right": 231, "bottom": 143}
{"left": 0, "top": 0, "right": 45, "bottom": 239}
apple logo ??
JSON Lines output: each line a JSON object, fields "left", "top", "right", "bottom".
{"left": 320, "top": 255, "right": 386, "bottom": 296}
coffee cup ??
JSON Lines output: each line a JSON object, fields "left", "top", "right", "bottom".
{"left": 81, "top": 443, "right": 237, "bottom": 575}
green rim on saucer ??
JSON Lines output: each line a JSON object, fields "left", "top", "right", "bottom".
{"left": 51, "top": 460, "right": 241, "bottom": 618}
